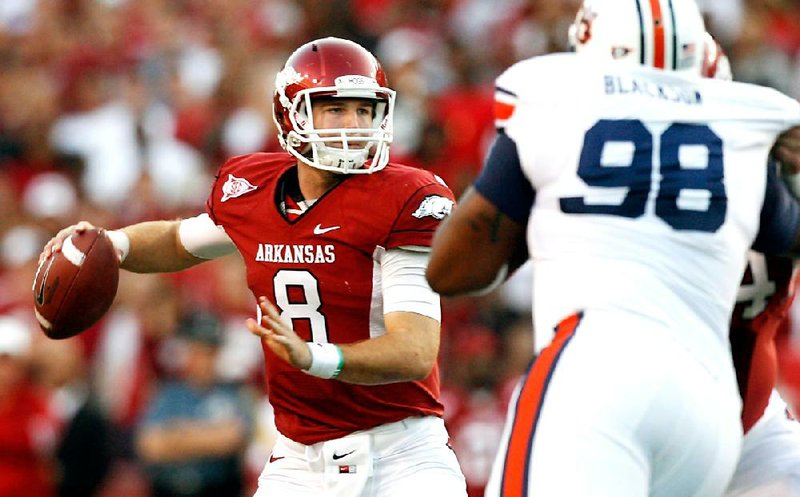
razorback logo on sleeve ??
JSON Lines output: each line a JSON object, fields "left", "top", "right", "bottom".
{"left": 412, "top": 195, "right": 454, "bottom": 220}
{"left": 221, "top": 174, "right": 257, "bottom": 202}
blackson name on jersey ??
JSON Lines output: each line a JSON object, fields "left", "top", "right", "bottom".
{"left": 604, "top": 75, "right": 702, "bottom": 105}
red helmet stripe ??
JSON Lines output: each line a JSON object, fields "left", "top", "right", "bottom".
{"left": 648, "top": 0, "right": 666, "bottom": 68}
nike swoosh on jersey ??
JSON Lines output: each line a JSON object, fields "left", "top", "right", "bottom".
{"left": 313, "top": 224, "right": 341, "bottom": 235}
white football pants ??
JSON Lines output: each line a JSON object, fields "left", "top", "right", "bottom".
{"left": 485, "top": 311, "right": 743, "bottom": 497}
{"left": 254, "top": 415, "right": 467, "bottom": 497}
{"left": 725, "top": 390, "right": 800, "bottom": 497}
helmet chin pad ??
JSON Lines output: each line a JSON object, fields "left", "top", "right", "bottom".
{"left": 313, "top": 141, "right": 370, "bottom": 171}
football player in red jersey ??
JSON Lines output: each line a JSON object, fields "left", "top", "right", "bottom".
{"left": 701, "top": 33, "right": 800, "bottom": 497}
{"left": 41, "top": 37, "right": 467, "bottom": 497}
{"left": 726, "top": 253, "right": 800, "bottom": 497}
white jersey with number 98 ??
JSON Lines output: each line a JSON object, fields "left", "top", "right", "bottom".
{"left": 497, "top": 52, "right": 800, "bottom": 377}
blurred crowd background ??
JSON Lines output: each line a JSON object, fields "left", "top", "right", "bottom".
{"left": 2, "top": 0, "right": 800, "bottom": 496}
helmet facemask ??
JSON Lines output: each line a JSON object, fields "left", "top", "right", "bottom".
{"left": 279, "top": 78, "right": 395, "bottom": 174}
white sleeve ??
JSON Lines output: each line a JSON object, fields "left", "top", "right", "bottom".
{"left": 381, "top": 247, "right": 441, "bottom": 322}
{"left": 178, "top": 213, "right": 237, "bottom": 259}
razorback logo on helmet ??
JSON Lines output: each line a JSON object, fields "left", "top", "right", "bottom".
{"left": 412, "top": 195, "right": 454, "bottom": 220}
{"left": 275, "top": 66, "right": 304, "bottom": 109}
{"left": 221, "top": 174, "right": 257, "bottom": 202}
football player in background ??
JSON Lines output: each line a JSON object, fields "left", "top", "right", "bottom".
{"left": 701, "top": 33, "right": 800, "bottom": 497}
{"left": 426, "top": 0, "right": 800, "bottom": 496}
{"left": 41, "top": 37, "right": 467, "bottom": 497}
{"left": 728, "top": 252, "right": 800, "bottom": 497}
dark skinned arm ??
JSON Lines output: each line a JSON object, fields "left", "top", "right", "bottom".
{"left": 773, "top": 126, "right": 800, "bottom": 255}
{"left": 426, "top": 187, "right": 527, "bottom": 297}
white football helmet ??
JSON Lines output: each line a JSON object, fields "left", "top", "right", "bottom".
{"left": 568, "top": 0, "right": 707, "bottom": 75}
{"left": 273, "top": 37, "right": 395, "bottom": 174}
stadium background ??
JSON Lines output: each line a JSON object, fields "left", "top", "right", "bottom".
{"left": 1, "top": 0, "right": 799, "bottom": 496}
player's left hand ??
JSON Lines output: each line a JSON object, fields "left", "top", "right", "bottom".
{"left": 246, "top": 297, "right": 312, "bottom": 371}
{"left": 39, "top": 221, "right": 96, "bottom": 264}
{"left": 774, "top": 125, "right": 800, "bottom": 174}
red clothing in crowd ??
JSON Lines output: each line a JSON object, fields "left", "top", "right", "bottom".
{"left": 0, "top": 381, "right": 60, "bottom": 497}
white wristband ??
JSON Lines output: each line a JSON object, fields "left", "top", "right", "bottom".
{"left": 304, "top": 343, "right": 344, "bottom": 379}
{"left": 105, "top": 229, "right": 130, "bottom": 263}
{"left": 784, "top": 170, "right": 800, "bottom": 199}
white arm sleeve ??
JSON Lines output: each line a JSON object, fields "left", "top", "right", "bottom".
{"left": 178, "top": 213, "right": 237, "bottom": 260}
{"left": 381, "top": 247, "right": 441, "bottom": 322}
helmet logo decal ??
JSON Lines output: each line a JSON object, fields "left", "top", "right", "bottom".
{"left": 412, "top": 195, "right": 454, "bottom": 220}
{"left": 221, "top": 174, "right": 257, "bottom": 202}
{"left": 574, "top": 7, "right": 596, "bottom": 45}
{"left": 276, "top": 66, "right": 303, "bottom": 109}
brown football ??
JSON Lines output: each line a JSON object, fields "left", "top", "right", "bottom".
{"left": 33, "top": 228, "right": 119, "bottom": 339}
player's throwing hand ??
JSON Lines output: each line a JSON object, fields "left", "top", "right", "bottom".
{"left": 247, "top": 297, "right": 312, "bottom": 371}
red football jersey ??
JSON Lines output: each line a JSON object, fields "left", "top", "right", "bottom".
{"left": 207, "top": 152, "right": 454, "bottom": 444}
{"left": 730, "top": 253, "right": 798, "bottom": 432}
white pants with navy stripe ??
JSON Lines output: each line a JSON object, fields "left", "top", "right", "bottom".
{"left": 485, "top": 311, "right": 743, "bottom": 497}
{"left": 254, "top": 415, "right": 466, "bottom": 497}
